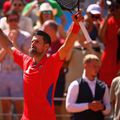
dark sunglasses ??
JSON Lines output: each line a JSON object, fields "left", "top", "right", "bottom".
{"left": 42, "top": 11, "right": 52, "bottom": 14}
{"left": 13, "top": 3, "right": 23, "bottom": 7}
{"left": 91, "top": 14, "right": 101, "bottom": 19}
{"left": 7, "top": 18, "right": 19, "bottom": 22}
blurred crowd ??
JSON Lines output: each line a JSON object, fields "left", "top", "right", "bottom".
{"left": 0, "top": 0, "right": 120, "bottom": 120}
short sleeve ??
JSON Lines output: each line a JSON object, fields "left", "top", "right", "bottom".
{"left": 51, "top": 51, "right": 64, "bottom": 66}
{"left": 49, "top": 51, "right": 64, "bottom": 83}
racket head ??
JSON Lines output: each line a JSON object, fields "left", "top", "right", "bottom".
{"left": 56, "top": 0, "right": 78, "bottom": 11}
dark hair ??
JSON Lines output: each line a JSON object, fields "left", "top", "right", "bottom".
{"left": 5, "top": 9, "right": 20, "bottom": 19}
{"left": 34, "top": 30, "right": 51, "bottom": 45}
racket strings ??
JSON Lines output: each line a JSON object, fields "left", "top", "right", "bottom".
{"left": 56, "top": 0, "right": 78, "bottom": 10}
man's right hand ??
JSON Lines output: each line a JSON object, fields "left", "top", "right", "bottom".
{"left": 72, "top": 10, "right": 84, "bottom": 25}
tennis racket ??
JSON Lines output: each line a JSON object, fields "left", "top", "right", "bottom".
{"left": 56, "top": 0, "right": 92, "bottom": 42}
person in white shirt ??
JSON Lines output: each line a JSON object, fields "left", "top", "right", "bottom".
{"left": 0, "top": 0, "right": 33, "bottom": 34}
{"left": 66, "top": 54, "right": 111, "bottom": 120}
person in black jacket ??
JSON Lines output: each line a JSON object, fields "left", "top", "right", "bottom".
{"left": 66, "top": 54, "right": 111, "bottom": 120}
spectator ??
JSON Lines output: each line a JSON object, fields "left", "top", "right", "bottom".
{"left": 22, "top": 0, "right": 66, "bottom": 27}
{"left": 99, "top": 0, "right": 120, "bottom": 87}
{"left": 84, "top": 4, "right": 103, "bottom": 58}
{"left": 66, "top": 54, "right": 111, "bottom": 120}
{"left": 34, "top": 2, "right": 66, "bottom": 38}
{"left": 34, "top": 2, "right": 57, "bottom": 30}
{"left": 0, "top": 10, "right": 31, "bottom": 120}
{"left": 0, "top": 0, "right": 33, "bottom": 34}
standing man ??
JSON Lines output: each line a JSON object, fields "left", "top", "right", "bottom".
{"left": 66, "top": 54, "right": 111, "bottom": 120}
{"left": 0, "top": 11, "right": 83, "bottom": 120}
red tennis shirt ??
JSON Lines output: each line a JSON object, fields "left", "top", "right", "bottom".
{"left": 13, "top": 49, "right": 64, "bottom": 120}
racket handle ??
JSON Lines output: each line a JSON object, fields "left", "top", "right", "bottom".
{"left": 79, "top": 22, "right": 92, "bottom": 42}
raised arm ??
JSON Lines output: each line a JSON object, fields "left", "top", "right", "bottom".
{"left": 99, "top": 13, "right": 112, "bottom": 43}
{"left": 58, "top": 11, "right": 83, "bottom": 60}
{"left": 0, "top": 29, "right": 15, "bottom": 58}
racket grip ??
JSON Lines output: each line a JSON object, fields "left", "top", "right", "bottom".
{"left": 79, "top": 22, "right": 92, "bottom": 42}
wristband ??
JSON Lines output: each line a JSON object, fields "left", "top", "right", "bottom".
{"left": 71, "top": 23, "right": 80, "bottom": 34}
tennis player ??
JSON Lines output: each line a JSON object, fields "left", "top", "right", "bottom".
{"left": 0, "top": 11, "right": 83, "bottom": 120}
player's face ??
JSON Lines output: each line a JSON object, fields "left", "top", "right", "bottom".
{"left": 29, "top": 35, "right": 49, "bottom": 57}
